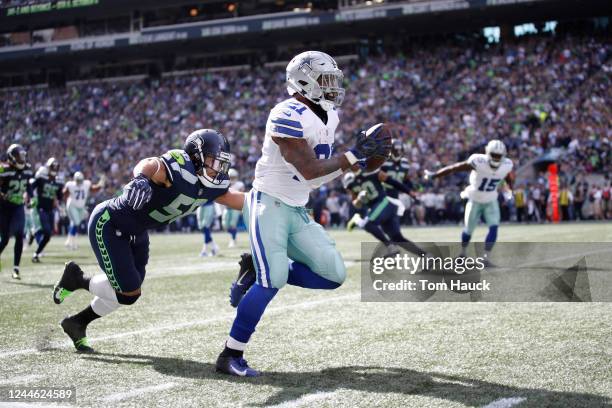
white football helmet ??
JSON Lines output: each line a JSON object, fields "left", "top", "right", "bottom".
{"left": 74, "top": 171, "right": 84, "bottom": 184}
{"left": 286, "top": 51, "right": 345, "bottom": 112}
{"left": 485, "top": 140, "right": 507, "bottom": 168}
{"left": 342, "top": 172, "right": 355, "bottom": 189}
{"left": 35, "top": 166, "right": 49, "bottom": 179}
{"left": 228, "top": 168, "right": 239, "bottom": 180}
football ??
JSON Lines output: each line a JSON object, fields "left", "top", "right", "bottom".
{"left": 365, "top": 123, "right": 392, "bottom": 171}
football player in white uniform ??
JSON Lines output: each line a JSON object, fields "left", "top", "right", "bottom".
{"left": 63, "top": 172, "right": 105, "bottom": 249}
{"left": 424, "top": 140, "right": 513, "bottom": 260}
{"left": 215, "top": 51, "right": 391, "bottom": 377}
{"left": 222, "top": 169, "right": 245, "bottom": 248}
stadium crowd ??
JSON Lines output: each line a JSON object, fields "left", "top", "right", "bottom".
{"left": 1, "top": 33, "right": 610, "bottom": 230}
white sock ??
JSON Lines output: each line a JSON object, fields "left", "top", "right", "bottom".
{"left": 226, "top": 336, "right": 247, "bottom": 351}
{"left": 91, "top": 296, "right": 119, "bottom": 316}
{"left": 88, "top": 274, "right": 118, "bottom": 303}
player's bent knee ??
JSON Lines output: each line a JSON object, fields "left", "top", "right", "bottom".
{"left": 115, "top": 291, "right": 141, "bottom": 305}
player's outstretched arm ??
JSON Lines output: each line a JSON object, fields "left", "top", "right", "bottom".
{"left": 273, "top": 136, "right": 352, "bottom": 181}
{"left": 425, "top": 161, "right": 472, "bottom": 180}
{"left": 215, "top": 190, "right": 245, "bottom": 211}
{"left": 91, "top": 175, "right": 106, "bottom": 193}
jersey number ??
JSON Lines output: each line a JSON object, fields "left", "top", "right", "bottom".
{"left": 313, "top": 144, "right": 332, "bottom": 160}
{"left": 74, "top": 190, "right": 85, "bottom": 200}
{"left": 354, "top": 181, "right": 379, "bottom": 202}
{"left": 149, "top": 194, "right": 206, "bottom": 224}
{"left": 478, "top": 178, "right": 501, "bottom": 192}
{"left": 8, "top": 179, "right": 27, "bottom": 197}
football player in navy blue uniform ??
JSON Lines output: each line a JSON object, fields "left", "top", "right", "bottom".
{"left": 378, "top": 140, "right": 415, "bottom": 222}
{"left": 52, "top": 129, "right": 246, "bottom": 352}
{"left": 0, "top": 144, "right": 33, "bottom": 279}
{"left": 343, "top": 169, "right": 423, "bottom": 256}
{"left": 30, "top": 158, "right": 63, "bottom": 263}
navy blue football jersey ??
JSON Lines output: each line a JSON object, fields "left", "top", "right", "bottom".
{"left": 0, "top": 163, "right": 34, "bottom": 208}
{"left": 346, "top": 170, "right": 387, "bottom": 207}
{"left": 30, "top": 176, "right": 63, "bottom": 211}
{"left": 381, "top": 158, "right": 410, "bottom": 199}
{"left": 107, "top": 150, "right": 229, "bottom": 234}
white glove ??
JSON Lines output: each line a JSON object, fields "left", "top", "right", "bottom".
{"left": 423, "top": 170, "right": 435, "bottom": 181}
{"left": 357, "top": 190, "right": 368, "bottom": 201}
{"left": 503, "top": 190, "right": 513, "bottom": 202}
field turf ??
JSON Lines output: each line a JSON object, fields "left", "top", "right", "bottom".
{"left": 0, "top": 223, "right": 611, "bottom": 407}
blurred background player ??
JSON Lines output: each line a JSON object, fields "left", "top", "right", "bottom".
{"left": 223, "top": 168, "right": 245, "bottom": 248}
{"left": 379, "top": 140, "right": 414, "bottom": 217}
{"left": 52, "top": 129, "right": 244, "bottom": 352}
{"left": 197, "top": 201, "right": 219, "bottom": 256}
{"left": 63, "top": 172, "right": 105, "bottom": 250}
{"left": 29, "top": 157, "right": 63, "bottom": 263}
{"left": 216, "top": 51, "right": 391, "bottom": 377}
{"left": 0, "top": 144, "right": 33, "bottom": 279}
{"left": 343, "top": 170, "right": 423, "bottom": 256}
{"left": 425, "top": 140, "right": 514, "bottom": 261}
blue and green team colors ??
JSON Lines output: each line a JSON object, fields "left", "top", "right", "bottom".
{"left": 0, "top": 164, "right": 34, "bottom": 206}
{"left": 95, "top": 209, "right": 121, "bottom": 290}
{"left": 381, "top": 158, "right": 410, "bottom": 199}
{"left": 106, "top": 150, "right": 230, "bottom": 235}
{"left": 346, "top": 170, "right": 387, "bottom": 207}
{"left": 30, "top": 177, "right": 63, "bottom": 210}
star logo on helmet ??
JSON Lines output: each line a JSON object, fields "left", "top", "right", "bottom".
{"left": 299, "top": 56, "right": 315, "bottom": 70}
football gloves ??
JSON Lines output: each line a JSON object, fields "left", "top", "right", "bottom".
{"left": 349, "top": 123, "right": 392, "bottom": 168}
{"left": 123, "top": 174, "right": 153, "bottom": 210}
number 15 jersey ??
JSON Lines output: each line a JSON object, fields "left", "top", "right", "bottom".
{"left": 253, "top": 97, "right": 339, "bottom": 207}
{"left": 462, "top": 154, "right": 513, "bottom": 204}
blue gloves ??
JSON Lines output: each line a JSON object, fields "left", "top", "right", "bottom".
{"left": 122, "top": 174, "right": 153, "bottom": 210}
{"left": 348, "top": 123, "right": 392, "bottom": 168}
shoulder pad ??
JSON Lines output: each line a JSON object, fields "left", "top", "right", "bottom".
{"left": 468, "top": 154, "right": 487, "bottom": 168}
{"left": 268, "top": 103, "right": 305, "bottom": 138}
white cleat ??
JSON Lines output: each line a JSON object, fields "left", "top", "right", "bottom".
{"left": 210, "top": 243, "right": 220, "bottom": 256}
{"left": 228, "top": 240, "right": 236, "bottom": 248}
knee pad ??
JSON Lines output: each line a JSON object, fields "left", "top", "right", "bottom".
{"left": 116, "top": 291, "right": 141, "bottom": 305}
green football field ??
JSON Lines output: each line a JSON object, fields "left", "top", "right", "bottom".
{"left": 0, "top": 223, "right": 611, "bottom": 407}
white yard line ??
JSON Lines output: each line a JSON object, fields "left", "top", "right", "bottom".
{"left": 0, "top": 261, "right": 358, "bottom": 297}
{"left": 0, "top": 293, "right": 359, "bottom": 359}
{"left": 266, "top": 391, "right": 336, "bottom": 408}
{"left": 0, "top": 375, "right": 42, "bottom": 385}
{"left": 481, "top": 397, "right": 527, "bottom": 408}
{"left": 102, "top": 382, "right": 178, "bottom": 402}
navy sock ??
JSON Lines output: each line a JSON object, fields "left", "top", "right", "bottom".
{"left": 229, "top": 284, "right": 278, "bottom": 344}
{"left": 287, "top": 261, "right": 341, "bottom": 289}
{"left": 461, "top": 231, "right": 471, "bottom": 248}
{"left": 229, "top": 228, "right": 237, "bottom": 240}
{"left": 485, "top": 226, "right": 498, "bottom": 252}
{"left": 72, "top": 305, "right": 101, "bottom": 327}
{"left": 203, "top": 228, "right": 212, "bottom": 244}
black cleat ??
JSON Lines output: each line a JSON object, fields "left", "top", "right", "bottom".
{"left": 11, "top": 267, "right": 20, "bottom": 280}
{"left": 27, "top": 233, "right": 35, "bottom": 247}
{"left": 32, "top": 254, "right": 40, "bottom": 263}
{"left": 229, "top": 253, "right": 256, "bottom": 308}
{"left": 60, "top": 316, "right": 94, "bottom": 353}
{"left": 53, "top": 262, "right": 85, "bottom": 305}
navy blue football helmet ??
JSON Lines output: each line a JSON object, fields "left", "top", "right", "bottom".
{"left": 184, "top": 129, "right": 231, "bottom": 185}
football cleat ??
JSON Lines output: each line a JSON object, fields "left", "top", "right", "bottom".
{"left": 32, "top": 253, "right": 40, "bottom": 263}
{"left": 228, "top": 239, "right": 236, "bottom": 248}
{"left": 347, "top": 214, "right": 363, "bottom": 232}
{"left": 229, "top": 253, "right": 256, "bottom": 308}
{"left": 12, "top": 267, "right": 20, "bottom": 280}
{"left": 60, "top": 317, "right": 94, "bottom": 353}
{"left": 53, "top": 262, "right": 85, "bottom": 305}
{"left": 215, "top": 355, "right": 259, "bottom": 377}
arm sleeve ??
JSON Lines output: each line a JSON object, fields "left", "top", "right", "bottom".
{"left": 267, "top": 108, "right": 304, "bottom": 139}
{"left": 386, "top": 177, "right": 412, "bottom": 194}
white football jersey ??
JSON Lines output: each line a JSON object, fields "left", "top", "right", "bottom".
{"left": 65, "top": 180, "right": 92, "bottom": 208}
{"left": 253, "top": 97, "right": 339, "bottom": 206}
{"left": 462, "top": 154, "right": 513, "bottom": 203}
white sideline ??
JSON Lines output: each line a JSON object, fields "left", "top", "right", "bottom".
{"left": 481, "top": 397, "right": 527, "bottom": 408}
{"left": 266, "top": 391, "right": 336, "bottom": 408}
{"left": 102, "top": 382, "right": 178, "bottom": 402}
{"left": 0, "top": 293, "right": 359, "bottom": 359}
{"left": 0, "top": 375, "right": 42, "bottom": 385}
